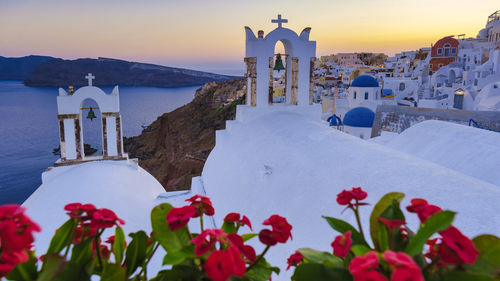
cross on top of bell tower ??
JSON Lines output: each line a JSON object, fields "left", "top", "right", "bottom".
{"left": 85, "top": 73, "right": 95, "bottom": 86}
{"left": 271, "top": 14, "right": 288, "bottom": 28}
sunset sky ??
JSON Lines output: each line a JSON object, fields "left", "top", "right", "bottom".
{"left": 0, "top": 0, "right": 498, "bottom": 74}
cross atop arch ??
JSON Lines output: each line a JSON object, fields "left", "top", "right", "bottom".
{"left": 85, "top": 73, "right": 95, "bottom": 86}
{"left": 272, "top": 14, "right": 288, "bottom": 28}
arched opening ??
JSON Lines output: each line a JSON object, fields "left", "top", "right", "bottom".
{"left": 270, "top": 40, "right": 288, "bottom": 104}
{"left": 80, "top": 98, "right": 102, "bottom": 158}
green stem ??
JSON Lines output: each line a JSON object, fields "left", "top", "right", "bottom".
{"left": 95, "top": 229, "right": 105, "bottom": 269}
{"left": 246, "top": 245, "right": 271, "bottom": 272}
{"left": 186, "top": 227, "right": 192, "bottom": 240}
{"left": 137, "top": 242, "right": 160, "bottom": 280}
{"left": 353, "top": 204, "right": 365, "bottom": 238}
{"left": 200, "top": 215, "right": 204, "bottom": 233}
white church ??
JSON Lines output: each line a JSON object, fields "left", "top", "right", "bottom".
{"left": 21, "top": 15, "right": 500, "bottom": 281}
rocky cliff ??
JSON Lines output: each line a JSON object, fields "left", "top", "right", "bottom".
{"left": 124, "top": 78, "right": 246, "bottom": 190}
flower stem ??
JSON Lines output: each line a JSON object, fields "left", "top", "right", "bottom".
{"left": 137, "top": 242, "right": 160, "bottom": 280}
{"left": 353, "top": 204, "right": 364, "bottom": 237}
{"left": 200, "top": 215, "right": 204, "bottom": 232}
{"left": 246, "top": 245, "right": 270, "bottom": 272}
{"left": 95, "top": 229, "right": 105, "bottom": 269}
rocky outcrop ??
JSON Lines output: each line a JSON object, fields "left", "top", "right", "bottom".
{"left": 124, "top": 78, "right": 246, "bottom": 190}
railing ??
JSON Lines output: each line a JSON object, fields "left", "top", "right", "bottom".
{"left": 469, "top": 119, "right": 499, "bottom": 133}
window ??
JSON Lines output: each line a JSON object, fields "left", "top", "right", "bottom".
{"left": 451, "top": 48, "right": 456, "bottom": 54}
{"left": 437, "top": 48, "right": 443, "bottom": 55}
{"left": 399, "top": 83, "right": 406, "bottom": 91}
{"left": 438, "top": 64, "right": 443, "bottom": 68}
{"left": 354, "top": 92, "right": 357, "bottom": 99}
{"left": 364, "top": 92, "right": 369, "bottom": 100}
{"left": 429, "top": 64, "right": 433, "bottom": 70}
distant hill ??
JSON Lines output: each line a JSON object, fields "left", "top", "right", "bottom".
{"left": 0, "top": 55, "right": 239, "bottom": 87}
{"left": 0, "top": 55, "right": 55, "bottom": 80}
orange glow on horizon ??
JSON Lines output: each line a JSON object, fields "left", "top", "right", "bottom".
{"left": 0, "top": 0, "right": 497, "bottom": 71}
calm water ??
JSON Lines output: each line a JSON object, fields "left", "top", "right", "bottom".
{"left": 0, "top": 81, "right": 197, "bottom": 204}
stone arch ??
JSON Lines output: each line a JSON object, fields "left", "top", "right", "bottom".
{"left": 79, "top": 97, "right": 103, "bottom": 157}
{"left": 244, "top": 16, "right": 316, "bottom": 107}
{"left": 56, "top": 75, "right": 126, "bottom": 166}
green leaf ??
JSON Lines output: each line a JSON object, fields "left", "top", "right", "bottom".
{"left": 69, "top": 237, "right": 93, "bottom": 266}
{"left": 466, "top": 234, "right": 500, "bottom": 275}
{"left": 124, "top": 231, "right": 148, "bottom": 277}
{"left": 351, "top": 244, "right": 371, "bottom": 256}
{"left": 442, "top": 271, "right": 497, "bottom": 281}
{"left": 241, "top": 233, "right": 258, "bottom": 242}
{"left": 6, "top": 251, "right": 38, "bottom": 281}
{"left": 323, "top": 216, "right": 370, "bottom": 247}
{"left": 245, "top": 258, "right": 275, "bottom": 281}
{"left": 150, "top": 265, "right": 203, "bottom": 281}
{"left": 45, "top": 219, "right": 77, "bottom": 257}
{"left": 101, "top": 263, "right": 126, "bottom": 281}
{"left": 369, "top": 192, "right": 405, "bottom": 251}
{"left": 222, "top": 221, "right": 237, "bottom": 234}
{"left": 36, "top": 254, "right": 66, "bottom": 281}
{"left": 292, "top": 263, "right": 352, "bottom": 281}
{"left": 162, "top": 247, "right": 191, "bottom": 265}
{"left": 405, "top": 210, "right": 455, "bottom": 257}
{"left": 150, "top": 203, "right": 191, "bottom": 252}
{"left": 298, "top": 248, "right": 343, "bottom": 268}
{"left": 376, "top": 199, "right": 407, "bottom": 251}
{"left": 51, "top": 261, "right": 91, "bottom": 281}
{"left": 113, "top": 227, "right": 126, "bottom": 264}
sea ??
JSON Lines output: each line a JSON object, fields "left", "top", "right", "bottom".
{"left": 0, "top": 81, "right": 198, "bottom": 205}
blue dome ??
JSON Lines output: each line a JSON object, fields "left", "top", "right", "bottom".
{"left": 343, "top": 107, "right": 375, "bottom": 127}
{"left": 351, "top": 75, "right": 379, "bottom": 88}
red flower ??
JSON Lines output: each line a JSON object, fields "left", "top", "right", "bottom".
{"left": 351, "top": 187, "right": 367, "bottom": 201}
{"left": 378, "top": 218, "right": 406, "bottom": 231}
{"left": 438, "top": 226, "right": 479, "bottom": 265}
{"left": 382, "top": 251, "right": 418, "bottom": 269}
{"left": 349, "top": 252, "right": 379, "bottom": 276}
{"left": 166, "top": 205, "right": 196, "bottom": 231}
{"left": 89, "top": 208, "right": 125, "bottom": 229}
{"left": 336, "top": 190, "right": 353, "bottom": 205}
{"left": 227, "top": 234, "right": 256, "bottom": 262}
{"left": 224, "top": 213, "right": 252, "bottom": 230}
{"left": 204, "top": 246, "right": 246, "bottom": 281}
{"left": 191, "top": 229, "right": 226, "bottom": 256}
{"left": 100, "top": 245, "right": 110, "bottom": 260}
{"left": 331, "top": 231, "right": 352, "bottom": 258}
{"left": 64, "top": 203, "right": 96, "bottom": 220}
{"left": 205, "top": 250, "right": 232, "bottom": 281}
{"left": 0, "top": 204, "right": 41, "bottom": 253}
{"left": 391, "top": 268, "right": 423, "bottom": 281}
{"left": 383, "top": 251, "right": 423, "bottom": 281}
{"left": 258, "top": 229, "right": 277, "bottom": 246}
{"left": 186, "top": 195, "right": 215, "bottom": 217}
{"left": 406, "top": 199, "right": 441, "bottom": 223}
{"left": 286, "top": 251, "right": 303, "bottom": 270}
{"left": 262, "top": 215, "right": 292, "bottom": 243}
{"left": 353, "top": 270, "right": 388, "bottom": 281}
{"left": 0, "top": 250, "right": 29, "bottom": 278}
{"left": 72, "top": 226, "right": 97, "bottom": 245}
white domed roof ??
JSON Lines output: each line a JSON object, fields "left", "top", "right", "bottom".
{"left": 22, "top": 160, "right": 164, "bottom": 254}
